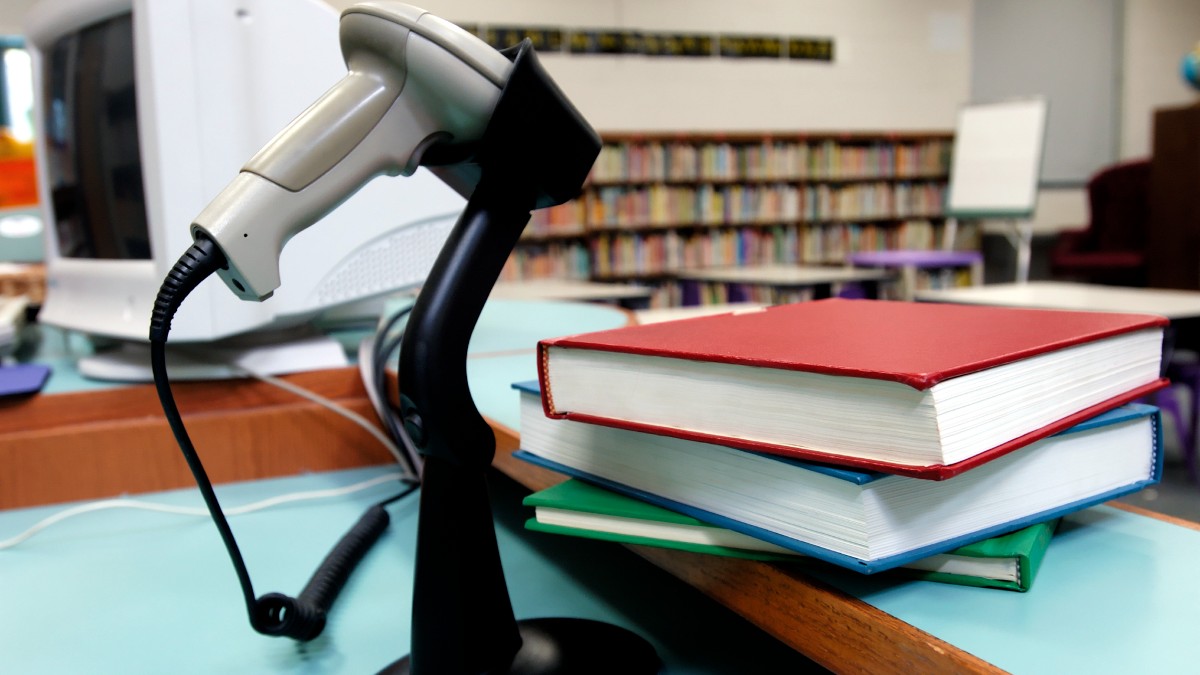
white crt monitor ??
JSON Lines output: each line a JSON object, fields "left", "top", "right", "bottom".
{"left": 24, "top": 0, "right": 464, "bottom": 342}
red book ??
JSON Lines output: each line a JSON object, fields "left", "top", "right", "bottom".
{"left": 537, "top": 298, "right": 1168, "bottom": 479}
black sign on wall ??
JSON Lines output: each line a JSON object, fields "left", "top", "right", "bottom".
{"left": 789, "top": 37, "right": 834, "bottom": 61}
{"left": 464, "top": 23, "right": 833, "bottom": 63}
{"left": 642, "top": 33, "right": 715, "bottom": 57}
{"left": 719, "top": 35, "right": 784, "bottom": 59}
{"left": 482, "top": 26, "right": 564, "bottom": 51}
{"left": 568, "top": 30, "right": 632, "bottom": 54}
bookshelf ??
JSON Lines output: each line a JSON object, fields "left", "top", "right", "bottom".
{"left": 504, "top": 132, "right": 972, "bottom": 305}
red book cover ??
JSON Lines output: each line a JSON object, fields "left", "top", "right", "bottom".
{"left": 537, "top": 298, "right": 1169, "bottom": 479}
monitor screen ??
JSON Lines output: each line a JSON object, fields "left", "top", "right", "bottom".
{"left": 41, "top": 12, "right": 149, "bottom": 260}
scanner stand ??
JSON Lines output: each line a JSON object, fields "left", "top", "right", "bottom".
{"left": 379, "top": 41, "right": 662, "bottom": 675}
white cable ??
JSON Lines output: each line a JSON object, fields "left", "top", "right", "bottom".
{"left": 0, "top": 471, "right": 409, "bottom": 551}
{"left": 235, "top": 364, "right": 414, "bottom": 480}
{"left": 3, "top": 303, "right": 431, "bottom": 551}
{"left": 163, "top": 335, "right": 415, "bottom": 480}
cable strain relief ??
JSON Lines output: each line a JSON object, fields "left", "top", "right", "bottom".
{"left": 149, "top": 235, "right": 228, "bottom": 342}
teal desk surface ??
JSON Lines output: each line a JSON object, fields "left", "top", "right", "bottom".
{"left": 4, "top": 297, "right": 1200, "bottom": 673}
{"left": 0, "top": 467, "right": 809, "bottom": 673}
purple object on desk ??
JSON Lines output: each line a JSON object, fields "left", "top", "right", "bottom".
{"left": 0, "top": 363, "right": 52, "bottom": 397}
{"left": 848, "top": 250, "right": 983, "bottom": 267}
{"left": 848, "top": 249, "right": 984, "bottom": 301}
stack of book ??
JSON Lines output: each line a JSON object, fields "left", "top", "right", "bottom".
{"left": 514, "top": 298, "right": 1168, "bottom": 591}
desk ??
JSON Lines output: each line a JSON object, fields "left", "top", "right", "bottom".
{"left": 916, "top": 281, "right": 1200, "bottom": 482}
{"left": 490, "top": 278, "right": 652, "bottom": 309}
{"left": 675, "top": 264, "right": 893, "bottom": 304}
{"left": 0, "top": 262, "right": 44, "bottom": 304}
{"left": 634, "top": 302, "right": 767, "bottom": 325}
{"left": 0, "top": 468, "right": 813, "bottom": 673}
{"left": 914, "top": 281, "right": 1200, "bottom": 320}
{"left": 3, "top": 299, "right": 1200, "bottom": 673}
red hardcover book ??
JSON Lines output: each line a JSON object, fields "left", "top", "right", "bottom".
{"left": 537, "top": 298, "right": 1168, "bottom": 479}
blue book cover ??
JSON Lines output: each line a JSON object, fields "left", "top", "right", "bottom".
{"left": 513, "top": 381, "right": 1163, "bottom": 574}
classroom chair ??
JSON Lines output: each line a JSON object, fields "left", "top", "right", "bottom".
{"left": 1049, "top": 159, "right": 1151, "bottom": 287}
{"left": 1158, "top": 357, "right": 1200, "bottom": 484}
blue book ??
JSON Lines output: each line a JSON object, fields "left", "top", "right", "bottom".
{"left": 513, "top": 381, "right": 1162, "bottom": 574}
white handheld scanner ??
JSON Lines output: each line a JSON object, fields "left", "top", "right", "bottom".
{"left": 190, "top": 2, "right": 513, "bottom": 301}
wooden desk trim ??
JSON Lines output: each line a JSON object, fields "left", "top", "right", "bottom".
{"left": 0, "top": 368, "right": 394, "bottom": 509}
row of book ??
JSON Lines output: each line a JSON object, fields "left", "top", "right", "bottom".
{"left": 586, "top": 182, "right": 947, "bottom": 229}
{"left": 516, "top": 299, "right": 1168, "bottom": 590}
{"left": 511, "top": 224, "right": 969, "bottom": 279}
{"left": 526, "top": 200, "right": 588, "bottom": 238}
{"left": 590, "top": 138, "right": 952, "bottom": 183}
{"left": 675, "top": 271, "right": 973, "bottom": 306}
{"left": 520, "top": 198, "right": 950, "bottom": 242}
{"left": 585, "top": 221, "right": 961, "bottom": 277}
{"left": 590, "top": 228, "right": 795, "bottom": 277}
{"left": 499, "top": 242, "right": 592, "bottom": 282}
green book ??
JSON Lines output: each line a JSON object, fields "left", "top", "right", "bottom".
{"left": 524, "top": 478, "right": 1058, "bottom": 592}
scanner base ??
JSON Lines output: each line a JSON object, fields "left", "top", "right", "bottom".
{"left": 381, "top": 617, "right": 662, "bottom": 675}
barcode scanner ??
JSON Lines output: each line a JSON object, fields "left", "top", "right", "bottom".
{"left": 154, "top": 2, "right": 661, "bottom": 672}
{"left": 151, "top": 3, "right": 513, "bottom": 644}
{"left": 190, "top": 2, "right": 513, "bottom": 302}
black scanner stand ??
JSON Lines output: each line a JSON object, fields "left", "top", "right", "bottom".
{"left": 381, "top": 41, "right": 662, "bottom": 675}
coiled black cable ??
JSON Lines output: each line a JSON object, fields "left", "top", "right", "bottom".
{"left": 149, "top": 235, "right": 412, "bottom": 641}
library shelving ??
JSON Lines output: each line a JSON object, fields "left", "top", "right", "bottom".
{"left": 502, "top": 132, "right": 975, "bottom": 305}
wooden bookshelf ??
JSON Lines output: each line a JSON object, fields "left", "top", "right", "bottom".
{"left": 1148, "top": 103, "right": 1200, "bottom": 291}
{"left": 503, "top": 132, "right": 974, "bottom": 304}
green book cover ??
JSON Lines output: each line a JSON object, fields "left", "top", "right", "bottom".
{"left": 524, "top": 478, "right": 1058, "bottom": 592}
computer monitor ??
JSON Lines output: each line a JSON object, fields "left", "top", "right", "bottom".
{"left": 23, "top": 0, "right": 463, "bottom": 345}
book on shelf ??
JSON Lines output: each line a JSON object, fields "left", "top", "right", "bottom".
{"left": 523, "top": 478, "right": 1059, "bottom": 592}
{"left": 536, "top": 298, "right": 1167, "bottom": 479}
{"left": 515, "top": 381, "right": 1162, "bottom": 573}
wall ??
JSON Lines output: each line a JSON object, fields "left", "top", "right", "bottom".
{"left": 330, "top": 0, "right": 974, "bottom": 132}
{"left": 970, "top": 0, "right": 1123, "bottom": 186}
{"left": 1122, "top": 0, "right": 1200, "bottom": 159}
{"left": 1026, "top": 0, "right": 1200, "bottom": 236}
{"left": 0, "top": 0, "right": 37, "bottom": 35}
{"left": 4, "top": 0, "right": 1196, "bottom": 231}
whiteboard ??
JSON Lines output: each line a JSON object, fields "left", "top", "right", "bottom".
{"left": 945, "top": 98, "right": 1048, "bottom": 219}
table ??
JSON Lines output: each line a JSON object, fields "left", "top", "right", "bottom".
{"left": 3, "top": 298, "right": 1200, "bottom": 673}
{"left": 675, "top": 264, "right": 894, "bottom": 304}
{"left": 634, "top": 302, "right": 767, "bottom": 325}
{"left": 915, "top": 281, "right": 1200, "bottom": 319}
{"left": 0, "top": 467, "right": 823, "bottom": 673}
{"left": 0, "top": 261, "right": 44, "bottom": 304}
{"left": 490, "top": 278, "right": 652, "bottom": 309}
{"left": 916, "top": 281, "right": 1200, "bottom": 483}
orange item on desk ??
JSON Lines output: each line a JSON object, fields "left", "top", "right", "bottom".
{"left": 0, "top": 132, "right": 38, "bottom": 208}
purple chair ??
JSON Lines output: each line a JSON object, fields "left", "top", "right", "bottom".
{"left": 847, "top": 249, "right": 984, "bottom": 301}
{"left": 1159, "top": 359, "right": 1200, "bottom": 483}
